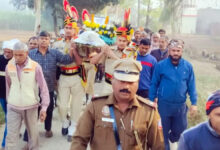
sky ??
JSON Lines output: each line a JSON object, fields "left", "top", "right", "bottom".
{"left": 0, "top": 0, "right": 220, "bottom": 11}
{"left": 196, "top": 0, "right": 220, "bottom": 9}
{"left": 0, "top": 0, "right": 16, "bottom": 11}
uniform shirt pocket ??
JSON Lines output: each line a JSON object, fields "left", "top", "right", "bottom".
{"left": 94, "top": 116, "right": 114, "bottom": 143}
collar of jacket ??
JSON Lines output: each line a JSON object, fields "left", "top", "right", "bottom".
{"left": 206, "top": 121, "right": 220, "bottom": 138}
{"left": 168, "top": 57, "right": 184, "bottom": 67}
{"left": 105, "top": 93, "right": 141, "bottom": 109}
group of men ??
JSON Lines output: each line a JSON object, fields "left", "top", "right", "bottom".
{"left": 0, "top": 6, "right": 220, "bottom": 150}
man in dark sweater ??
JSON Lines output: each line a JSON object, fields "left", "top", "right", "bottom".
{"left": 178, "top": 90, "right": 220, "bottom": 150}
{"left": 136, "top": 38, "right": 157, "bottom": 98}
{"left": 151, "top": 36, "right": 169, "bottom": 62}
{"left": 0, "top": 40, "right": 14, "bottom": 148}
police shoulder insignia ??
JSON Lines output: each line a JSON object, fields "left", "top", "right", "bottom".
{"left": 158, "top": 119, "right": 163, "bottom": 130}
{"left": 56, "top": 37, "right": 63, "bottom": 41}
{"left": 102, "top": 105, "right": 110, "bottom": 116}
{"left": 91, "top": 95, "right": 109, "bottom": 101}
{"left": 136, "top": 95, "right": 156, "bottom": 108}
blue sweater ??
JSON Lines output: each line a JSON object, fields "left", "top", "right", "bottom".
{"left": 149, "top": 57, "right": 197, "bottom": 105}
{"left": 137, "top": 53, "right": 157, "bottom": 90}
{"left": 178, "top": 121, "right": 220, "bottom": 150}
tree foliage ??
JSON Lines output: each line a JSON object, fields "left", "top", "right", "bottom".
{"left": 160, "top": 0, "right": 184, "bottom": 33}
{"left": 10, "top": 0, "right": 120, "bottom": 33}
{"left": 10, "top": 0, "right": 184, "bottom": 33}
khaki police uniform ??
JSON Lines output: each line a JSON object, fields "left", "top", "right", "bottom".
{"left": 53, "top": 39, "right": 85, "bottom": 136}
{"left": 83, "top": 62, "right": 96, "bottom": 95}
{"left": 83, "top": 52, "right": 97, "bottom": 96}
{"left": 102, "top": 46, "right": 137, "bottom": 95}
{"left": 70, "top": 58, "right": 165, "bottom": 150}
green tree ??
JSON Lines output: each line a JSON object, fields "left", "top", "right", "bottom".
{"left": 160, "top": 0, "right": 184, "bottom": 33}
{"left": 118, "top": 0, "right": 163, "bottom": 31}
{"left": 10, "top": 0, "right": 120, "bottom": 34}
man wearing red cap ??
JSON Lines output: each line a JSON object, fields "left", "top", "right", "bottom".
{"left": 52, "top": 7, "right": 85, "bottom": 141}
{"left": 91, "top": 9, "right": 137, "bottom": 95}
{"left": 178, "top": 90, "right": 220, "bottom": 150}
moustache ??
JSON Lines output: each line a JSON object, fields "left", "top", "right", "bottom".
{"left": 119, "top": 89, "right": 131, "bottom": 94}
{"left": 173, "top": 55, "right": 179, "bottom": 57}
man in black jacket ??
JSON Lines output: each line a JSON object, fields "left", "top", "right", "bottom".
{"left": 0, "top": 40, "right": 15, "bottom": 149}
{"left": 151, "top": 36, "right": 169, "bottom": 62}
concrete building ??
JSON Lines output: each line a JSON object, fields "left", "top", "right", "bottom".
{"left": 180, "top": 0, "right": 197, "bottom": 34}
{"left": 196, "top": 8, "right": 220, "bottom": 35}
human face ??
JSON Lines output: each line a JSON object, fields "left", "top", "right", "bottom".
{"left": 28, "top": 39, "right": 38, "bottom": 50}
{"left": 141, "top": 33, "right": 148, "bottom": 39}
{"left": 159, "top": 38, "right": 168, "bottom": 50}
{"left": 134, "top": 31, "right": 141, "bottom": 41}
{"left": 139, "top": 44, "right": 150, "bottom": 56}
{"left": 116, "top": 36, "right": 128, "bottom": 50}
{"left": 152, "top": 35, "right": 159, "bottom": 43}
{"left": 112, "top": 77, "right": 138, "bottom": 102}
{"left": 13, "top": 50, "right": 28, "bottom": 66}
{"left": 3, "top": 48, "right": 13, "bottom": 59}
{"left": 209, "top": 107, "right": 220, "bottom": 135}
{"left": 38, "top": 36, "right": 50, "bottom": 49}
{"left": 64, "top": 25, "right": 76, "bottom": 37}
{"left": 169, "top": 47, "right": 183, "bottom": 62}
{"left": 159, "top": 31, "right": 166, "bottom": 37}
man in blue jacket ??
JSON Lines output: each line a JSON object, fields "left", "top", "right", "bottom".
{"left": 178, "top": 90, "right": 220, "bottom": 150}
{"left": 149, "top": 39, "right": 198, "bottom": 150}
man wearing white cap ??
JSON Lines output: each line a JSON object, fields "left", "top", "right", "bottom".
{"left": 0, "top": 40, "right": 14, "bottom": 149}
{"left": 71, "top": 58, "right": 165, "bottom": 150}
{"left": 5, "top": 41, "right": 49, "bottom": 150}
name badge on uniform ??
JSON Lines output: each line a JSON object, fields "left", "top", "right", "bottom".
{"left": 0, "top": 71, "right": 5, "bottom": 76}
{"left": 102, "top": 117, "right": 114, "bottom": 123}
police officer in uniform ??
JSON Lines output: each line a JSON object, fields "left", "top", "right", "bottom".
{"left": 83, "top": 52, "right": 98, "bottom": 101}
{"left": 90, "top": 9, "right": 137, "bottom": 95}
{"left": 70, "top": 58, "right": 165, "bottom": 150}
{"left": 52, "top": 11, "right": 84, "bottom": 141}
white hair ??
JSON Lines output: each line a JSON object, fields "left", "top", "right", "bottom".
{"left": 152, "top": 32, "right": 160, "bottom": 38}
{"left": 13, "top": 41, "right": 28, "bottom": 52}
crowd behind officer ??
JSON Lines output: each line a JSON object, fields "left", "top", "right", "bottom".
{"left": 0, "top": 28, "right": 214, "bottom": 150}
